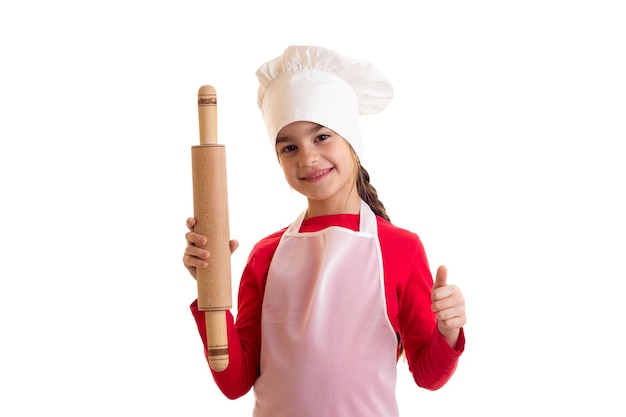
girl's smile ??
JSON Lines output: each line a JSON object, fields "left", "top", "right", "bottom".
{"left": 301, "top": 167, "right": 333, "bottom": 182}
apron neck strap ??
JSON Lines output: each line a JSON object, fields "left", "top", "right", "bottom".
{"left": 286, "top": 200, "right": 376, "bottom": 234}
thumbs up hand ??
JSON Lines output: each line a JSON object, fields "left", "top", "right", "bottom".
{"left": 431, "top": 265, "right": 466, "bottom": 348}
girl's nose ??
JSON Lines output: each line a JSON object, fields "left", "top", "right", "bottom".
{"left": 298, "top": 146, "right": 319, "bottom": 167}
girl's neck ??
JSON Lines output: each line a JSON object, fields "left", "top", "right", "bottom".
{"left": 305, "top": 193, "right": 361, "bottom": 219}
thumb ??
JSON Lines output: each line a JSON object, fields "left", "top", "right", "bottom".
{"left": 433, "top": 265, "right": 448, "bottom": 290}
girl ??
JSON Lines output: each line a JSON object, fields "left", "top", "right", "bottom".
{"left": 183, "top": 45, "right": 466, "bottom": 417}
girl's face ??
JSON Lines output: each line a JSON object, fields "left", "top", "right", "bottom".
{"left": 275, "top": 121, "right": 359, "bottom": 216}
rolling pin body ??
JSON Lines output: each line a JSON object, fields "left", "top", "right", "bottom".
{"left": 192, "top": 85, "right": 232, "bottom": 372}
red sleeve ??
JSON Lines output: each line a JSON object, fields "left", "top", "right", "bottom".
{"left": 189, "top": 230, "right": 283, "bottom": 399}
{"left": 378, "top": 219, "right": 465, "bottom": 390}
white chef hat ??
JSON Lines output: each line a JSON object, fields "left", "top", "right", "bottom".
{"left": 256, "top": 45, "right": 394, "bottom": 160}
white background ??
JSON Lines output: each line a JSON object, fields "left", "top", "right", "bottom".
{"left": 1, "top": 1, "right": 624, "bottom": 416}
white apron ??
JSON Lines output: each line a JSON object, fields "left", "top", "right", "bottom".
{"left": 253, "top": 200, "right": 399, "bottom": 417}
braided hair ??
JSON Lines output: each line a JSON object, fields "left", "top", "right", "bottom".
{"left": 352, "top": 153, "right": 390, "bottom": 223}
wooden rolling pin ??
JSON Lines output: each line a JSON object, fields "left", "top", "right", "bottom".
{"left": 191, "top": 85, "right": 232, "bottom": 372}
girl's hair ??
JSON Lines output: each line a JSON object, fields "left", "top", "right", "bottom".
{"left": 353, "top": 155, "right": 390, "bottom": 222}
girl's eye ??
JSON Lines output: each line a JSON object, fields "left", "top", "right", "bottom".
{"left": 280, "top": 144, "right": 297, "bottom": 153}
{"left": 316, "top": 134, "right": 330, "bottom": 142}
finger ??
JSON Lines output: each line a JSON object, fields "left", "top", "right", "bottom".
{"left": 230, "top": 239, "right": 240, "bottom": 254}
{"left": 432, "top": 283, "right": 464, "bottom": 306}
{"left": 432, "top": 265, "right": 447, "bottom": 290}
{"left": 186, "top": 231, "right": 207, "bottom": 246}
{"left": 438, "top": 316, "right": 466, "bottom": 331}
{"left": 186, "top": 217, "right": 197, "bottom": 231}
{"left": 437, "top": 302, "right": 467, "bottom": 328}
{"left": 183, "top": 249, "right": 208, "bottom": 268}
{"left": 434, "top": 300, "right": 465, "bottom": 320}
{"left": 184, "top": 244, "right": 209, "bottom": 260}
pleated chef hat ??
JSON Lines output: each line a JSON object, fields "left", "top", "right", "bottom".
{"left": 256, "top": 45, "right": 394, "bottom": 160}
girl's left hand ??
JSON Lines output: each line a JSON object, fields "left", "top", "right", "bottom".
{"left": 431, "top": 265, "right": 466, "bottom": 348}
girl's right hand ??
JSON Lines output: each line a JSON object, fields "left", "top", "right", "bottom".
{"left": 183, "top": 217, "right": 239, "bottom": 280}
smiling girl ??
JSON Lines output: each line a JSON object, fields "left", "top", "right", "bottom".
{"left": 183, "top": 45, "right": 466, "bottom": 417}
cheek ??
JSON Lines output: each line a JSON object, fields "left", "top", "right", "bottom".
{"left": 338, "top": 153, "right": 357, "bottom": 175}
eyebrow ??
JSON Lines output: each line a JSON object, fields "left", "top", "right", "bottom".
{"left": 275, "top": 123, "right": 325, "bottom": 145}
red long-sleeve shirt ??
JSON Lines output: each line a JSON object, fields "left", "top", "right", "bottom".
{"left": 191, "top": 213, "right": 464, "bottom": 399}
